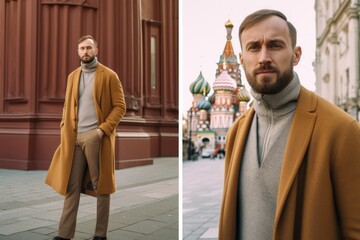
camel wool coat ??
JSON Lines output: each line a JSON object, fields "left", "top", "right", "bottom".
{"left": 45, "top": 63, "right": 126, "bottom": 196}
{"left": 219, "top": 87, "right": 360, "bottom": 240}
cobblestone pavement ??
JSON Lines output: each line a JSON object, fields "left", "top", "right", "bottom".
{"left": 183, "top": 158, "right": 224, "bottom": 240}
{"left": 0, "top": 157, "right": 178, "bottom": 240}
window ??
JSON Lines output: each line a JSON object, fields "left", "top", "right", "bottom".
{"left": 151, "top": 36, "right": 156, "bottom": 89}
{"left": 143, "top": 19, "right": 161, "bottom": 110}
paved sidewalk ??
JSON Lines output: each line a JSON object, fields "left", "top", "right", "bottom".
{"left": 0, "top": 157, "right": 178, "bottom": 240}
{"left": 183, "top": 158, "right": 224, "bottom": 240}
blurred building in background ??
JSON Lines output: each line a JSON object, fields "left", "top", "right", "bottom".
{"left": 0, "top": 0, "right": 178, "bottom": 170}
{"left": 185, "top": 20, "right": 250, "bottom": 160}
{"left": 315, "top": 0, "right": 360, "bottom": 120}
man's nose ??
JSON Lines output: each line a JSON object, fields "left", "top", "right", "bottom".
{"left": 258, "top": 48, "right": 271, "bottom": 65}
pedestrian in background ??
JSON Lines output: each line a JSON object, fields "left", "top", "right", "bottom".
{"left": 45, "top": 35, "right": 126, "bottom": 240}
{"left": 219, "top": 9, "right": 360, "bottom": 240}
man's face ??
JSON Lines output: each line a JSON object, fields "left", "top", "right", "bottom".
{"left": 78, "top": 38, "right": 98, "bottom": 64}
{"left": 239, "top": 16, "right": 301, "bottom": 94}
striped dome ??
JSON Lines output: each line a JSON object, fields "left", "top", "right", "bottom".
{"left": 213, "top": 70, "right": 236, "bottom": 92}
{"left": 197, "top": 97, "right": 212, "bottom": 111}
{"left": 237, "top": 85, "right": 250, "bottom": 102}
{"left": 189, "top": 71, "right": 211, "bottom": 95}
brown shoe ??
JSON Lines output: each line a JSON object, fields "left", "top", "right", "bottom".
{"left": 52, "top": 237, "right": 70, "bottom": 240}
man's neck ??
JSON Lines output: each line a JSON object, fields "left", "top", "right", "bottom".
{"left": 81, "top": 57, "right": 98, "bottom": 72}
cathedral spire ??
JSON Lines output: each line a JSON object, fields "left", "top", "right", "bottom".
{"left": 225, "top": 19, "right": 234, "bottom": 40}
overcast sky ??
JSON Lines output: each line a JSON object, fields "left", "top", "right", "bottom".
{"left": 180, "top": 0, "right": 316, "bottom": 113}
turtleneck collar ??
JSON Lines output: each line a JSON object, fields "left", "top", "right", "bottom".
{"left": 81, "top": 56, "right": 98, "bottom": 73}
{"left": 251, "top": 71, "right": 301, "bottom": 117}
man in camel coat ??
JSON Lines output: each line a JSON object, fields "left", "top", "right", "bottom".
{"left": 45, "top": 35, "right": 126, "bottom": 240}
{"left": 219, "top": 9, "right": 360, "bottom": 240}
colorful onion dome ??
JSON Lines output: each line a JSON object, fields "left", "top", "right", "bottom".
{"left": 208, "top": 93, "right": 215, "bottom": 104}
{"left": 238, "top": 85, "right": 250, "bottom": 102}
{"left": 197, "top": 97, "right": 212, "bottom": 111}
{"left": 213, "top": 70, "right": 237, "bottom": 92}
{"left": 189, "top": 71, "right": 211, "bottom": 95}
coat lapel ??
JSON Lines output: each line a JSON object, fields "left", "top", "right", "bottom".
{"left": 227, "top": 108, "right": 255, "bottom": 181}
{"left": 94, "top": 63, "right": 104, "bottom": 105}
{"left": 72, "top": 67, "right": 81, "bottom": 106}
{"left": 274, "top": 87, "right": 317, "bottom": 228}
{"left": 220, "top": 108, "right": 254, "bottom": 240}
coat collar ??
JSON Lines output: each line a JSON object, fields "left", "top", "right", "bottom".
{"left": 274, "top": 86, "right": 317, "bottom": 228}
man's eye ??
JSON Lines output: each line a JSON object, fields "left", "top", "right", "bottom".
{"left": 79, "top": 47, "right": 92, "bottom": 50}
{"left": 269, "top": 43, "right": 282, "bottom": 49}
{"left": 248, "top": 45, "right": 259, "bottom": 51}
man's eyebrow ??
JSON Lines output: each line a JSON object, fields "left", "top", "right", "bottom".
{"left": 244, "top": 40, "right": 261, "bottom": 48}
{"left": 268, "top": 39, "right": 286, "bottom": 44}
{"left": 245, "top": 39, "right": 259, "bottom": 44}
{"left": 244, "top": 38, "right": 286, "bottom": 47}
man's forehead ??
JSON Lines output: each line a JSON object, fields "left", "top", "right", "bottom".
{"left": 241, "top": 17, "right": 290, "bottom": 44}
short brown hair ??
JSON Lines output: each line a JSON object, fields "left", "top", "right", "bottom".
{"left": 239, "top": 9, "right": 297, "bottom": 48}
{"left": 78, "top": 35, "right": 97, "bottom": 48}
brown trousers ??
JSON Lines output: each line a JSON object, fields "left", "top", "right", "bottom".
{"left": 58, "top": 129, "right": 110, "bottom": 239}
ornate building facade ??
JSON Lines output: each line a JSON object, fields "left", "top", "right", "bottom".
{"left": 315, "top": 0, "right": 360, "bottom": 120}
{"left": 0, "top": 0, "right": 178, "bottom": 170}
{"left": 187, "top": 20, "right": 250, "bottom": 158}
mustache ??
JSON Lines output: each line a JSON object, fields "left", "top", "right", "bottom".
{"left": 254, "top": 65, "right": 279, "bottom": 74}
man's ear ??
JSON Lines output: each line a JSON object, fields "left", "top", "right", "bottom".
{"left": 293, "top": 46, "right": 302, "bottom": 66}
{"left": 239, "top": 52, "right": 243, "bottom": 65}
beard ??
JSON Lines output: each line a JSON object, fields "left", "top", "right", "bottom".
{"left": 244, "top": 60, "right": 294, "bottom": 94}
{"left": 80, "top": 54, "right": 95, "bottom": 64}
